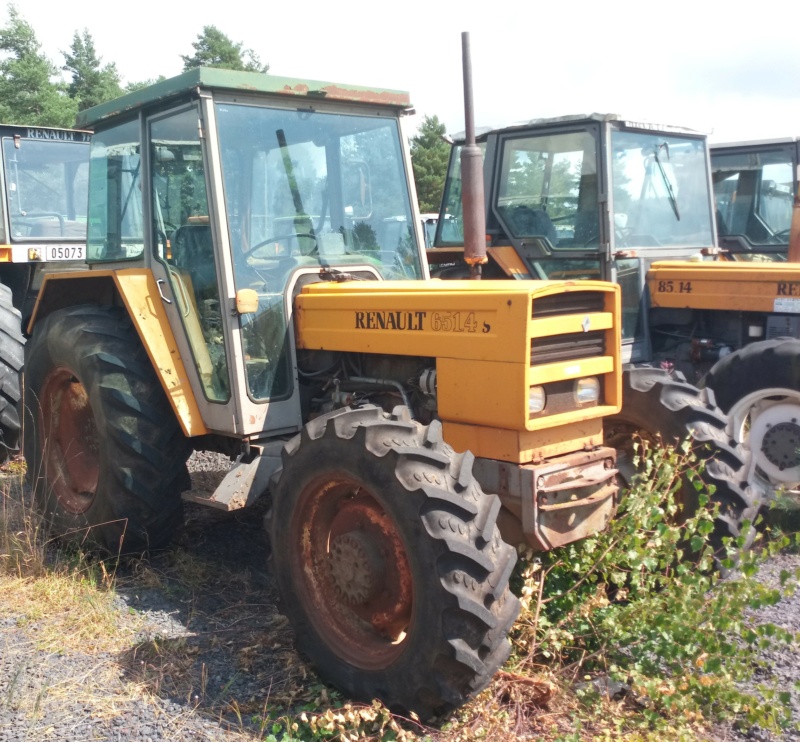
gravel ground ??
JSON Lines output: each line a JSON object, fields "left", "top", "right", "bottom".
{"left": 705, "top": 551, "right": 800, "bottom": 742}
{"left": 0, "top": 452, "right": 300, "bottom": 742}
{"left": 2, "top": 453, "right": 800, "bottom": 741}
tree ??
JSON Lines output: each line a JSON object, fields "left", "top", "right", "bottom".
{"left": 181, "top": 26, "right": 268, "bottom": 73}
{"left": 410, "top": 115, "right": 449, "bottom": 214}
{"left": 0, "top": 4, "right": 76, "bottom": 127}
{"left": 62, "top": 30, "right": 123, "bottom": 111}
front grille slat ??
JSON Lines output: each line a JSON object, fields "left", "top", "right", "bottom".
{"left": 531, "top": 330, "right": 605, "bottom": 366}
{"left": 532, "top": 291, "right": 605, "bottom": 318}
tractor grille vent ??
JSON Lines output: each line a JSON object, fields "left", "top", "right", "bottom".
{"left": 531, "top": 291, "right": 605, "bottom": 319}
{"left": 531, "top": 330, "right": 606, "bottom": 366}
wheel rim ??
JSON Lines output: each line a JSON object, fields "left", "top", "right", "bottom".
{"left": 39, "top": 367, "right": 100, "bottom": 514}
{"left": 290, "top": 473, "right": 413, "bottom": 670}
{"left": 728, "top": 387, "right": 800, "bottom": 490}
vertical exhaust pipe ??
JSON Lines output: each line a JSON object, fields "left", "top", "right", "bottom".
{"left": 460, "top": 32, "right": 488, "bottom": 279}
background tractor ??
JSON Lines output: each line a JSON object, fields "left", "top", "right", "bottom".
{"left": 427, "top": 113, "right": 763, "bottom": 542}
{"left": 0, "top": 123, "right": 90, "bottom": 459}
{"left": 22, "top": 68, "right": 626, "bottom": 718}
{"left": 651, "top": 137, "right": 800, "bottom": 498}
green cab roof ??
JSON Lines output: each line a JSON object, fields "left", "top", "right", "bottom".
{"left": 76, "top": 67, "right": 412, "bottom": 130}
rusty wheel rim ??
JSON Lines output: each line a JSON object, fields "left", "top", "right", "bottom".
{"left": 39, "top": 367, "right": 100, "bottom": 514}
{"left": 291, "top": 473, "right": 414, "bottom": 670}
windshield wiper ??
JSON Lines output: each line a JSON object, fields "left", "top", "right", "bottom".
{"left": 653, "top": 142, "right": 680, "bottom": 221}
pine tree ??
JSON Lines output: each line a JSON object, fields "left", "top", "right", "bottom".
{"left": 0, "top": 4, "right": 77, "bottom": 127}
{"left": 62, "top": 30, "right": 123, "bottom": 111}
{"left": 181, "top": 26, "right": 268, "bottom": 73}
{"left": 410, "top": 115, "right": 450, "bottom": 214}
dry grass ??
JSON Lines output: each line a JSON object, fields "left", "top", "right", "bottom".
{"left": 0, "top": 466, "right": 720, "bottom": 741}
{"left": 0, "top": 462, "right": 48, "bottom": 579}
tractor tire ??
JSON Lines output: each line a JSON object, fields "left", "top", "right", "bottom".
{"left": 704, "top": 339, "right": 800, "bottom": 497}
{"left": 605, "top": 367, "right": 763, "bottom": 553}
{"left": 0, "top": 282, "right": 24, "bottom": 461}
{"left": 269, "top": 405, "right": 519, "bottom": 720}
{"left": 23, "top": 305, "right": 190, "bottom": 553}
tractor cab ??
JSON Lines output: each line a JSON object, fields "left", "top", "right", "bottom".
{"left": 0, "top": 124, "right": 90, "bottom": 317}
{"left": 72, "top": 68, "right": 425, "bottom": 438}
{"left": 432, "top": 113, "right": 717, "bottom": 363}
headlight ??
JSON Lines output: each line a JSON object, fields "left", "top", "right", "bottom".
{"left": 574, "top": 377, "right": 600, "bottom": 404}
{"left": 528, "top": 386, "right": 546, "bottom": 414}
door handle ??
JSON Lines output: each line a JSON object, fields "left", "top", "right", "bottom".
{"left": 156, "top": 278, "right": 173, "bottom": 304}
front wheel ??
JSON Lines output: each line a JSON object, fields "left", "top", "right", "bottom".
{"left": 23, "top": 305, "right": 190, "bottom": 552}
{"left": 606, "top": 367, "right": 763, "bottom": 553}
{"left": 269, "top": 405, "right": 519, "bottom": 719}
{"left": 705, "top": 339, "right": 800, "bottom": 497}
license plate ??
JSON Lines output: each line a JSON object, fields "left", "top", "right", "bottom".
{"left": 44, "top": 245, "right": 85, "bottom": 261}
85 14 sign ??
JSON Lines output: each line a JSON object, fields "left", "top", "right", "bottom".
{"left": 657, "top": 280, "right": 692, "bottom": 294}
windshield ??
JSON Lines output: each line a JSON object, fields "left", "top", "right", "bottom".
{"left": 494, "top": 130, "right": 600, "bottom": 249}
{"left": 214, "top": 102, "right": 421, "bottom": 402}
{"left": 438, "top": 131, "right": 602, "bottom": 251}
{"left": 610, "top": 131, "right": 714, "bottom": 249}
{"left": 215, "top": 103, "right": 422, "bottom": 284}
{"left": 3, "top": 136, "right": 89, "bottom": 242}
{"left": 711, "top": 146, "right": 794, "bottom": 257}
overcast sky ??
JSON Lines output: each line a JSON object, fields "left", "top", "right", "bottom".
{"left": 12, "top": 0, "right": 800, "bottom": 144}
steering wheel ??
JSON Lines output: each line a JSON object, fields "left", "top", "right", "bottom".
{"left": 244, "top": 233, "right": 317, "bottom": 261}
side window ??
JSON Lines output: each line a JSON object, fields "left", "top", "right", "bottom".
{"left": 756, "top": 162, "right": 793, "bottom": 236}
{"left": 87, "top": 119, "right": 143, "bottom": 261}
{"left": 711, "top": 149, "right": 793, "bottom": 245}
{"left": 614, "top": 258, "right": 643, "bottom": 342}
{"left": 150, "top": 108, "right": 230, "bottom": 403}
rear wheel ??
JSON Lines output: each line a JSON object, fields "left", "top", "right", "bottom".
{"left": 23, "top": 305, "right": 190, "bottom": 552}
{"left": 606, "top": 367, "right": 763, "bottom": 553}
{"left": 705, "top": 339, "right": 800, "bottom": 497}
{"left": 269, "top": 405, "right": 519, "bottom": 719}
{"left": 0, "top": 282, "right": 23, "bottom": 461}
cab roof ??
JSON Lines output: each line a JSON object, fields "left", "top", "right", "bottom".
{"left": 448, "top": 113, "right": 706, "bottom": 143}
{"left": 710, "top": 136, "right": 800, "bottom": 150}
{"left": 76, "top": 67, "right": 412, "bottom": 130}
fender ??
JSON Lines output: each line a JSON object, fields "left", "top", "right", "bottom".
{"left": 29, "top": 269, "right": 208, "bottom": 437}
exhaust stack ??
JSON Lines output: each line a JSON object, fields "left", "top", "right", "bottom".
{"left": 460, "top": 32, "right": 488, "bottom": 279}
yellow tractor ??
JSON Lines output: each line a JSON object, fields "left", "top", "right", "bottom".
{"left": 427, "top": 114, "right": 763, "bottom": 546}
{"left": 676, "top": 137, "right": 800, "bottom": 497}
{"left": 0, "top": 123, "right": 89, "bottom": 458}
{"left": 24, "top": 69, "right": 624, "bottom": 718}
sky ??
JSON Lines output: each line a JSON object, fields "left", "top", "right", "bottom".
{"left": 10, "top": 0, "right": 800, "bottom": 144}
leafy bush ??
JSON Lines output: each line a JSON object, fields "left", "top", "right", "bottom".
{"left": 510, "top": 440, "right": 799, "bottom": 737}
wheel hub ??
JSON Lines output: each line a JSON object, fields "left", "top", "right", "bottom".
{"left": 40, "top": 368, "right": 100, "bottom": 514}
{"left": 291, "top": 477, "right": 414, "bottom": 669}
{"left": 329, "top": 531, "right": 383, "bottom": 604}
{"left": 762, "top": 421, "right": 800, "bottom": 471}
{"left": 737, "top": 398, "right": 800, "bottom": 487}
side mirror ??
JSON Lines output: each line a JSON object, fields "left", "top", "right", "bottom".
{"left": 236, "top": 288, "right": 259, "bottom": 315}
